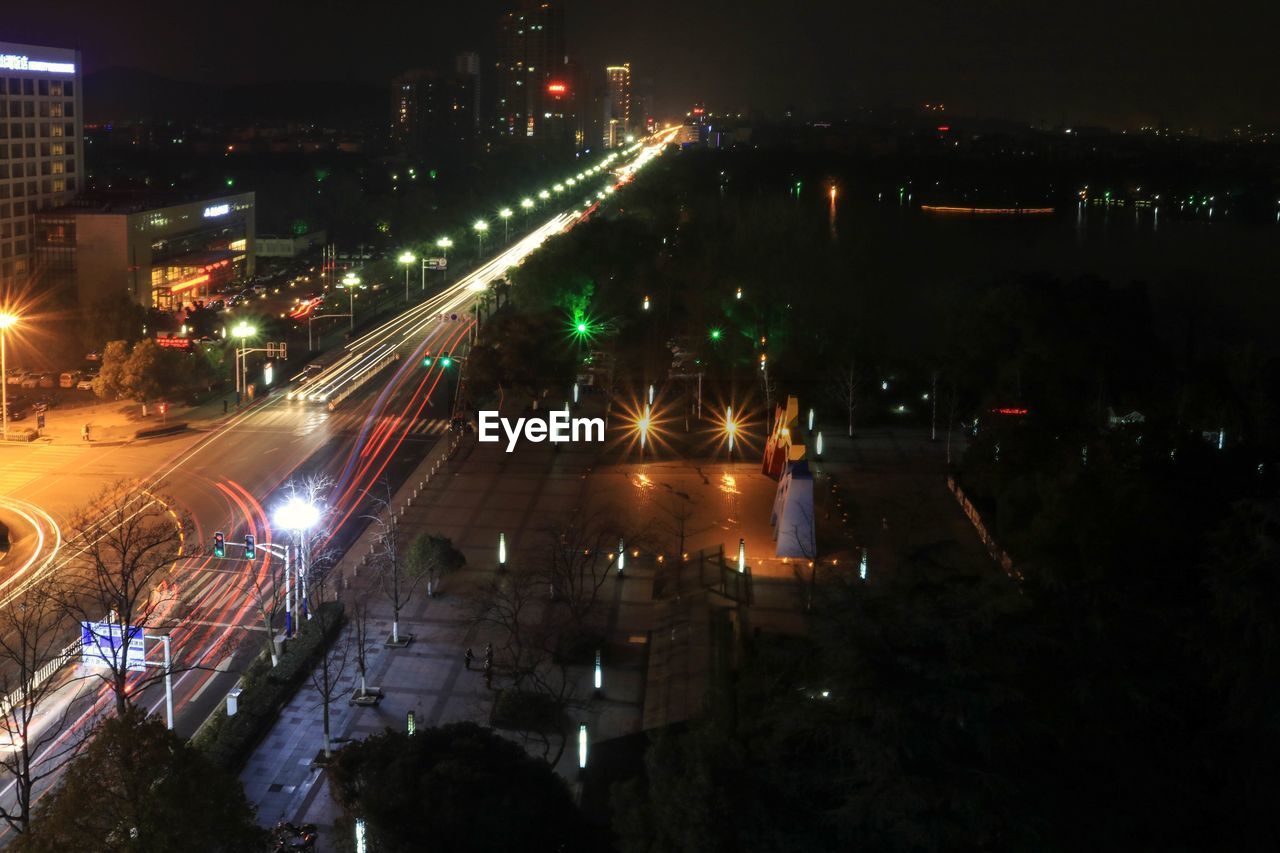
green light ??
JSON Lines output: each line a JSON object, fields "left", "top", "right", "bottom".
{"left": 441, "top": 356, "right": 453, "bottom": 368}
{"left": 226, "top": 178, "right": 234, "bottom": 187}
{"left": 422, "top": 357, "right": 432, "bottom": 367}
{"left": 709, "top": 327, "right": 722, "bottom": 342}
{"left": 577, "top": 322, "right": 588, "bottom": 334}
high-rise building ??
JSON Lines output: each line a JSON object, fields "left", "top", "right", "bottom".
{"left": 454, "top": 51, "right": 483, "bottom": 138}
{"left": 0, "top": 40, "right": 83, "bottom": 291}
{"left": 493, "top": 1, "right": 569, "bottom": 142}
{"left": 391, "top": 68, "right": 477, "bottom": 156}
{"left": 604, "top": 63, "right": 632, "bottom": 148}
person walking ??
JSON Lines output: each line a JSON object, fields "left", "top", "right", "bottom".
{"left": 483, "top": 658, "right": 493, "bottom": 689}
{"left": 81, "top": 423, "right": 90, "bottom": 442}
{"left": 464, "top": 648, "right": 474, "bottom": 671}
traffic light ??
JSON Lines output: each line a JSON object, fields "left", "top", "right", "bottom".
{"left": 244, "top": 534, "right": 256, "bottom": 560}
{"left": 440, "top": 354, "right": 453, "bottom": 368}
{"left": 213, "top": 532, "right": 225, "bottom": 558}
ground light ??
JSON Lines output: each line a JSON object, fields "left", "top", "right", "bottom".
{"left": 498, "top": 532, "right": 506, "bottom": 566}
{"left": 738, "top": 538, "right": 747, "bottom": 573}
{"left": 617, "top": 538, "right": 625, "bottom": 574}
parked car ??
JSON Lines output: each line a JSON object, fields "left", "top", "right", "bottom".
{"left": 84, "top": 351, "right": 101, "bottom": 362}
{"left": 20, "top": 373, "right": 40, "bottom": 389}
{"left": 35, "top": 395, "right": 58, "bottom": 410}
{"left": 2, "top": 400, "right": 27, "bottom": 420}
{"left": 5, "top": 369, "right": 24, "bottom": 385}
{"left": 37, "top": 373, "right": 55, "bottom": 389}
{"left": 76, "top": 376, "right": 95, "bottom": 391}
{"left": 59, "top": 370, "right": 80, "bottom": 388}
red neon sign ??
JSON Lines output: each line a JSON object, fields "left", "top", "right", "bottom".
{"left": 991, "top": 407, "right": 1029, "bottom": 416}
{"left": 547, "top": 82, "right": 567, "bottom": 95}
{"left": 155, "top": 336, "right": 191, "bottom": 349}
{"left": 169, "top": 274, "right": 210, "bottom": 294}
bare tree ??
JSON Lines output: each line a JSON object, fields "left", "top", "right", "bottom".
{"left": 370, "top": 514, "right": 423, "bottom": 646}
{"left": 59, "top": 481, "right": 191, "bottom": 716}
{"left": 466, "top": 564, "right": 583, "bottom": 766}
{"left": 307, "top": 572, "right": 350, "bottom": 761}
{"left": 539, "top": 508, "right": 620, "bottom": 632}
{"left": 830, "top": 359, "right": 862, "bottom": 438}
{"left": 785, "top": 503, "right": 821, "bottom": 612}
{"left": 348, "top": 586, "right": 380, "bottom": 705}
{"left": 0, "top": 578, "right": 87, "bottom": 835}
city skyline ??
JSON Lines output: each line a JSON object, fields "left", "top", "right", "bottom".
{"left": 4, "top": 0, "right": 1280, "bottom": 129}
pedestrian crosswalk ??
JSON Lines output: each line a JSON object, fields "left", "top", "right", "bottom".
{"left": 238, "top": 403, "right": 451, "bottom": 441}
{"left": 0, "top": 445, "right": 86, "bottom": 496}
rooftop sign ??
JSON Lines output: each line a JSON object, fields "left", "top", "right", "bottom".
{"left": 0, "top": 54, "right": 75, "bottom": 74}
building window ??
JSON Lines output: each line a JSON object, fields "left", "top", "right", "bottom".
{"left": 38, "top": 80, "right": 48, "bottom": 96}
{"left": 50, "top": 103, "right": 63, "bottom": 118}
{"left": 50, "top": 124, "right": 61, "bottom": 138}
{"left": 51, "top": 160, "right": 63, "bottom": 174}
{"left": 52, "top": 179, "right": 64, "bottom": 193}
{"left": 49, "top": 82, "right": 62, "bottom": 97}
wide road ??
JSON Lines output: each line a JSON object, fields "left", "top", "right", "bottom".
{"left": 0, "top": 130, "right": 678, "bottom": 836}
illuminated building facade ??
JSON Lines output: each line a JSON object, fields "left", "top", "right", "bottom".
{"left": 604, "top": 63, "right": 632, "bottom": 148}
{"left": 0, "top": 40, "right": 83, "bottom": 290}
{"left": 34, "top": 192, "right": 255, "bottom": 310}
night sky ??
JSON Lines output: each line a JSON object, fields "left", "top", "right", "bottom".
{"left": 5, "top": 0, "right": 1278, "bottom": 128}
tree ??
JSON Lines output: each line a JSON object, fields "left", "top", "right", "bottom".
{"left": 371, "top": 514, "right": 422, "bottom": 645}
{"left": 308, "top": 571, "right": 351, "bottom": 761}
{"left": 0, "top": 578, "right": 85, "bottom": 836}
{"left": 829, "top": 358, "right": 861, "bottom": 437}
{"left": 91, "top": 340, "right": 131, "bottom": 401}
{"left": 59, "top": 481, "right": 191, "bottom": 716}
{"left": 405, "top": 532, "right": 466, "bottom": 599}
{"left": 79, "top": 294, "right": 146, "bottom": 353}
{"left": 11, "top": 707, "right": 265, "bottom": 853}
{"left": 329, "top": 723, "right": 586, "bottom": 853}
{"left": 348, "top": 586, "right": 379, "bottom": 703}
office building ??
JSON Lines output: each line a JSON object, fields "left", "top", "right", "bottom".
{"left": 493, "top": 1, "right": 570, "bottom": 142}
{"left": 34, "top": 192, "right": 255, "bottom": 310}
{"left": 391, "top": 69, "right": 477, "bottom": 156}
{"left": 604, "top": 63, "right": 632, "bottom": 148}
{"left": 455, "top": 51, "right": 482, "bottom": 138}
{"left": 0, "top": 40, "right": 83, "bottom": 290}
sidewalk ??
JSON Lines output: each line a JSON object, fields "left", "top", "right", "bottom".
{"left": 5, "top": 390, "right": 250, "bottom": 445}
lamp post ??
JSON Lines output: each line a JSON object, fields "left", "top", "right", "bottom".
{"left": 473, "top": 220, "right": 488, "bottom": 257}
{"left": 436, "top": 237, "right": 453, "bottom": 286}
{"left": 538, "top": 189, "right": 550, "bottom": 206}
{"left": 499, "top": 208, "right": 513, "bottom": 243}
{"left": 0, "top": 312, "right": 18, "bottom": 438}
{"left": 232, "top": 322, "right": 256, "bottom": 400}
{"left": 274, "top": 497, "right": 322, "bottom": 634}
{"left": 341, "top": 273, "right": 358, "bottom": 331}
{"left": 398, "top": 251, "right": 415, "bottom": 302}
{"left": 520, "top": 196, "right": 534, "bottom": 226}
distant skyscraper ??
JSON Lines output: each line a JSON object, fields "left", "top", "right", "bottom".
{"left": 493, "top": 1, "right": 568, "bottom": 142}
{"left": 0, "top": 40, "right": 83, "bottom": 290}
{"left": 454, "top": 52, "right": 482, "bottom": 138}
{"left": 391, "top": 68, "right": 476, "bottom": 157}
{"left": 604, "top": 63, "right": 631, "bottom": 148}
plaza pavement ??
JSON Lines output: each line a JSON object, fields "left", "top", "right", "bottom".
{"left": 236, "top": 409, "right": 994, "bottom": 850}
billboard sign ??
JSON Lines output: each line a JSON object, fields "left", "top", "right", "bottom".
{"left": 80, "top": 621, "right": 146, "bottom": 672}
{"left": 426, "top": 257, "right": 447, "bottom": 270}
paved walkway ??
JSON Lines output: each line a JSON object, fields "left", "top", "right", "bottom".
{"left": 236, "top": 408, "right": 990, "bottom": 850}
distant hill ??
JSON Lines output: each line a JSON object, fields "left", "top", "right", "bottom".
{"left": 85, "top": 67, "right": 384, "bottom": 125}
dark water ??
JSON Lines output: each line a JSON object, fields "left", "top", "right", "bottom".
{"left": 835, "top": 199, "right": 1280, "bottom": 349}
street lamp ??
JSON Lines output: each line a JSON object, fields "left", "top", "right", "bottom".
{"left": 499, "top": 207, "right": 513, "bottom": 243}
{"left": 274, "top": 497, "right": 322, "bottom": 634}
{"left": 473, "top": 220, "right": 488, "bottom": 256}
{"left": 436, "top": 237, "right": 453, "bottom": 285}
{"left": 340, "top": 273, "right": 359, "bottom": 331}
{"left": 724, "top": 406, "right": 738, "bottom": 458}
{"left": 538, "top": 189, "right": 550, "bottom": 203}
{"left": 398, "top": 251, "right": 415, "bottom": 302}
{"left": 0, "top": 312, "right": 18, "bottom": 438}
{"left": 520, "top": 197, "right": 534, "bottom": 226}
{"left": 232, "top": 323, "right": 256, "bottom": 399}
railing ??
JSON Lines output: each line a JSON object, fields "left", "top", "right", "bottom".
{"left": 326, "top": 351, "right": 401, "bottom": 411}
{"left": 946, "top": 476, "right": 1021, "bottom": 580}
{"left": 0, "top": 638, "right": 82, "bottom": 718}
